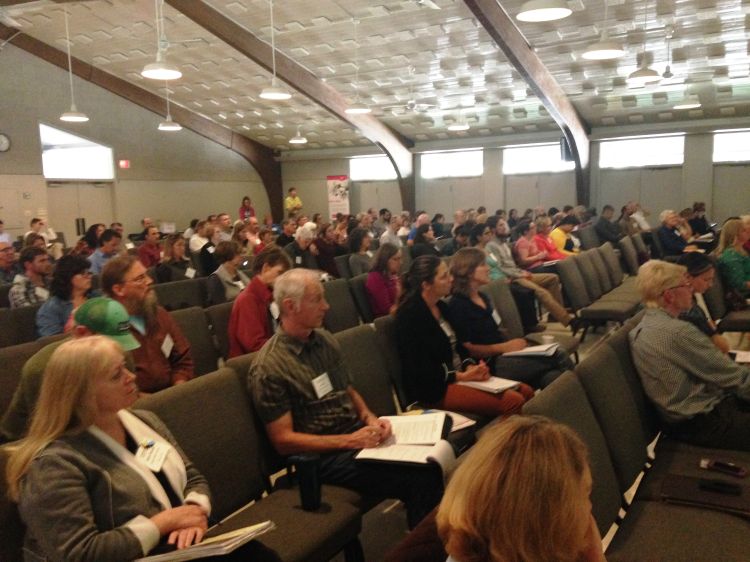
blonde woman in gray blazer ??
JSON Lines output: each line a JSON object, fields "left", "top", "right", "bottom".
{"left": 6, "top": 336, "right": 211, "bottom": 562}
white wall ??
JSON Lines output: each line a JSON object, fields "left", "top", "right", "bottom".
{"left": 0, "top": 46, "right": 267, "bottom": 239}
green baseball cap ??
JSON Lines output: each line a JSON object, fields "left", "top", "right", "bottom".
{"left": 73, "top": 297, "right": 140, "bottom": 351}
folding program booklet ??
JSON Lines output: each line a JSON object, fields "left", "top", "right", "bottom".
{"left": 355, "top": 412, "right": 456, "bottom": 474}
{"left": 457, "top": 376, "right": 520, "bottom": 394}
{"left": 135, "top": 520, "right": 276, "bottom": 562}
{"left": 503, "top": 343, "right": 559, "bottom": 357}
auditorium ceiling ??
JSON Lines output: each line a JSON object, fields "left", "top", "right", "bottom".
{"left": 2, "top": 0, "right": 750, "bottom": 151}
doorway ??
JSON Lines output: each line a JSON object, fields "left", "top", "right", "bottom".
{"left": 46, "top": 182, "right": 115, "bottom": 247}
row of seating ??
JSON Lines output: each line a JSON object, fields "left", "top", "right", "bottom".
{"left": 523, "top": 313, "right": 750, "bottom": 560}
{"left": 555, "top": 242, "right": 643, "bottom": 341}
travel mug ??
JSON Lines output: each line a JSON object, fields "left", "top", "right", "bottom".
{"left": 289, "top": 454, "right": 321, "bottom": 511}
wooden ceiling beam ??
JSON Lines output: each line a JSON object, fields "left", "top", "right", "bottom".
{"left": 0, "top": 23, "right": 285, "bottom": 220}
{"left": 165, "top": 0, "right": 416, "bottom": 211}
{"left": 463, "top": 0, "right": 592, "bottom": 205}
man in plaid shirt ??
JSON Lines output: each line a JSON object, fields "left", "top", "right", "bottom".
{"left": 9, "top": 247, "right": 51, "bottom": 308}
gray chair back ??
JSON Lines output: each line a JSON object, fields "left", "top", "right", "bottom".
{"left": 555, "top": 258, "right": 592, "bottom": 311}
{"left": 348, "top": 273, "right": 374, "bottom": 323}
{"left": 588, "top": 250, "right": 613, "bottom": 294}
{"left": 0, "top": 339, "right": 44, "bottom": 420}
{"left": 618, "top": 236, "right": 640, "bottom": 276}
{"left": 598, "top": 243, "right": 624, "bottom": 287}
{"left": 322, "top": 278, "right": 361, "bottom": 333}
{"left": 334, "top": 254, "right": 353, "bottom": 280}
{"left": 577, "top": 225, "right": 601, "bottom": 250}
{"left": 136, "top": 369, "right": 268, "bottom": 519}
{"left": 373, "top": 315, "right": 409, "bottom": 409}
{"left": 0, "top": 448, "right": 24, "bottom": 561}
{"left": 576, "top": 252, "right": 604, "bottom": 300}
{"left": 523, "top": 371, "right": 622, "bottom": 534}
{"left": 703, "top": 268, "right": 727, "bottom": 319}
{"left": 0, "top": 284, "right": 11, "bottom": 308}
{"left": 335, "top": 325, "right": 397, "bottom": 416}
{"left": 0, "top": 304, "right": 43, "bottom": 347}
{"left": 631, "top": 232, "right": 649, "bottom": 257}
{"left": 170, "top": 306, "right": 221, "bottom": 376}
{"left": 204, "top": 301, "right": 233, "bottom": 359}
{"left": 649, "top": 230, "right": 665, "bottom": 259}
{"left": 480, "top": 279, "right": 524, "bottom": 339}
{"left": 153, "top": 278, "right": 207, "bottom": 311}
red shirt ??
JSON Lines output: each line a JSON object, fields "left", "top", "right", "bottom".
{"left": 366, "top": 271, "right": 398, "bottom": 318}
{"left": 137, "top": 242, "right": 161, "bottom": 268}
{"left": 228, "top": 276, "right": 273, "bottom": 357}
{"left": 533, "top": 234, "right": 567, "bottom": 261}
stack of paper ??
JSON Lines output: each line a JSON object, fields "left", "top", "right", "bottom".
{"left": 504, "top": 343, "right": 559, "bottom": 357}
{"left": 457, "top": 376, "right": 520, "bottom": 394}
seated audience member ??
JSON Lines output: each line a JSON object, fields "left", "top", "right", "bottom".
{"left": 716, "top": 217, "right": 750, "bottom": 297}
{"left": 275, "top": 218, "right": 297, "bottom": 248}
{"left": 0, "top": 219, "right": 10, "bottom": 244}
{"left": 657, "top": 210, "right": 697, "bottom": 256}
{"left": 431, "top": 213, "right": 446, "bottom": 238}
{"left": 81, "top": 223, "right": 106, "bottom": 256}
{"left": 36, "top": 254, "right": 94, "bottom": 337}
{"left": 395, "top": 255, "right": 534, "bottom": 416}
{"left": 630, "top": 260, "right": 750, "bottom": 451}
{"left": 447, "top": 248, "right": 568, "bottom": 389}
{"left": 617, "top": 202, "right": 641, "bottom": 236}
{"left": 88, "top": 228, "right": 122, "bottom": 275}
{"left": 365, "top": 243, "right": 402, "bottom": 318}
{"left": 470, "top": 223, "right": 504, "bottom": 280}
{"left": 102, "top": 256, "right": 194, "bottom": 393}
{"left": 315, "top": 223, "right": 345, "bottom": 277}
{"left": 155, "top": 234, "right": 193, "bottom": 283}
{"left": 549, "top": 215, "right": 580, "bottom": 256}
{"left": 515, "top": 221, "right": 549, "bottom": 270}
{"left": 134, "top": 217, "right": 155, "bottom": 241}
{"left": 283, "top": 226, "right": 319, "bottom": 270}
{"left": 411, "top": 223, "right": 440, "bottom": 259}
{"left": 487, "top": 218, "right": 572, "bottom": 327}
{"left": 234, "top": 216, "right": 261, "bottom": 255}
{"left": 1, "top": 297, "right": 140, "bottom": 443}
{"left": 407, "top": 213, "right": 431, "bottom": 246}
{"left": 6, "top": 336, "right": 212, "bottom": 560}
{"left": 216, "top": 213, "right": 233, "bottom": 243}
{"left": 206, "top": 241, "right": 250, "bottom": 305}
{"left": 253, "top": 227, "right": 274, "bottom": 256}
{"left": 380, "top": 216, "right": 404, "bottom": 248}
{"left": 594, "top": 204, "right": 623, "bottom": 244}
{"left": 26, "top": 217, "right": 64, "bottom": 259}
{"left": 438, "top": 416, "right": 605, "bottom": 562}
{"left": 677, "top": 253, "right": 731, "bottom": 354}
{"left": 228, "top": 246, "right": 292, "bottom": 357}
{"left": 198, "top": 226, "right": 220, "bottom": 276}
{"left": 440, "top": 225, "right": 470, "bottom": 257}
{"left": 188, "top": 220, "right": 209, "bottom": 254}
{"left": 9, "top": 247, "right": 51, "bottom": 308}
{"left": 182, "top": 218, "right": 198, "bottom": 240}
{"left": 0, "top": 241, "right": 19, "bottom": 284}
{"left": 348, "top": 227, "right": 374, "bottom": 277}
{"left": 678, "top": 208, "right": 695, "bottom": 240}
{"left": 23, "top": 232, "right": 47, "bottom": 251}
{"left": 250, "top": 268, "right": 443, "bottom": 529}
{"left": 689, "top": 201, "right": 712, "bottom": 236}
{"left": 373, "top": 208, "right": 390, "bottom": 238}
{"left": 138, "top": 225, "right": 162, "bottom": 268}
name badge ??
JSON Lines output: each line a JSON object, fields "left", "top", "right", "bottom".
{"left": 311, "top": 372, "right": 333, "bottom": 399}
{"left": 185, "top": 267, "right": 196, "bottom": 279}
{"left": 207, "top": 246, "right": 215, "bottom": 254}
{"left": 161, "top": 333, "right": 174, "bottom": 358}
{"left": 366, "top": 250, "right": 373, "bottom": 258}
{"left": 135, "top": 440, "right": 169, "bottom": 472}
{"left": 125, "top": 242, "right": 135, "bottom": 250}
{"left": 269, "top": 301, "right": 280, "bottom": 320}
{"left": 492, "top": 309, "right": 502, "bottom": 326}
{"left": 295, "top": 256, "right": 302, "bottom": 265}
{"left": 234, "top": 280, "right": 246, "bottom": 289}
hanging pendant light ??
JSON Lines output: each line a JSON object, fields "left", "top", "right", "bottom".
{"left": 582, "top": 0, "right": 625, "bottom": 60}
{"left": 289, "top": 126, "right": 307, "bottom": 144}
{"left": 158, "top": 82, "right": 182, "bottom": 131}
{"left": 60, "top": 7, "right": 89, "bottom": 123}
{"left": 447, "top": 112, "right": 470, "bottom": 131}
{"left": 260, "top": 0, "right": 291, "bottom": 101}
{"left": 345, "top": 19, "right": 371, "bottom": 115}
{"left": 517, "top": 0, "right": 572, "bottom": 23}
{"left": 673, "top": 94, "right": 701, "bottom": 110}
{"left": 627, "top": 0, "right": 660, "bottom": 87}
{"left": 141, "top": 0, "right": 181, "bottom": 81}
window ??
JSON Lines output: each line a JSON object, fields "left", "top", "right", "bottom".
{"left": 39, "top": 124, "right": 115, "bottom": 180}
{"left": 713, "top": 130, "right": 750, "bottom": 163}
{"left": 502, "top": 143, "right": 575, "bottom": 174}
{"left": 599, "top": 135, "right": 685, "bottom": 168}
{"left": 349, "top": 155, "right": 397, "bottom": 181}
{"left": 420, "top": 150, "right": 483, "bottom": 179}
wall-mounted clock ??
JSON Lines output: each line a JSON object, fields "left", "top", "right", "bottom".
{"left": 0, "top": 134, "right": 10, "bottom": 153}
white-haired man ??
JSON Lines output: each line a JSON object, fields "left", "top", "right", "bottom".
{"left": 283, "top": 226, "right": 319, "bottom": 270}
{"left": 249, "top": 269, "right": 443, "bottom": 528}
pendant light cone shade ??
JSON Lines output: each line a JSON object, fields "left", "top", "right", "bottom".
{"left": 289, "top": 127, "right": 307, "bottom": 144}
{"left": 60, "top": 8, "right": 88, "bottom": 123}
{"left": 260, "top": 78, "right": 292, "bottom": 100}
{"left": 627, "top": 66, "right": 660, "bottom": 86}
{"left": 345, "top": 102, "right": 372, "bottom": 115}
{"left": 582, "top": 39, "right": 626, "bottom": 60}
{"left": 517, "top": 0, "right": 572, "bottom": 22}
{"left": 141, "top": 52, "right": 182, "bottom": 80}
{"left": 60, "top": 104, "right": 89, "bottom": 122}
{"left": 158, "top": 116, "right": 182, "bottom": 131}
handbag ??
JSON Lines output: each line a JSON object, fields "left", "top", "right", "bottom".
{"left": 725, "top": 287, "right": 749, "bottom": 311}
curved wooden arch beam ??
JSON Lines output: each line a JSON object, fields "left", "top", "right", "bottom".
{"left": 165, "top": 0, "right": 416, "bottom": 211}
{"left": 463, "top": 0, "right": 591, "bottom": 205}
{"left": 0, "top": 23, "right": 285, "bottom": 220}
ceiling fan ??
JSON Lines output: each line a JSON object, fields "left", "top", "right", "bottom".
{"left": 385, "top": 98, "right": 437, "bottom": 116}
{"left": 415, "top": 0, "right": 441, "bottom": 10}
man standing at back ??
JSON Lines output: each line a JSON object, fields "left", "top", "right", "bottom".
{"left": 249, "top": 269, "right": 443, "bottom": 529}
{"left": 102, "top": 255, "right": 194, "bottom": 393}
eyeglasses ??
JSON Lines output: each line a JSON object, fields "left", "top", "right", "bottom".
{"left": 125, "top": 273, "right": 151, "bottom": 284}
